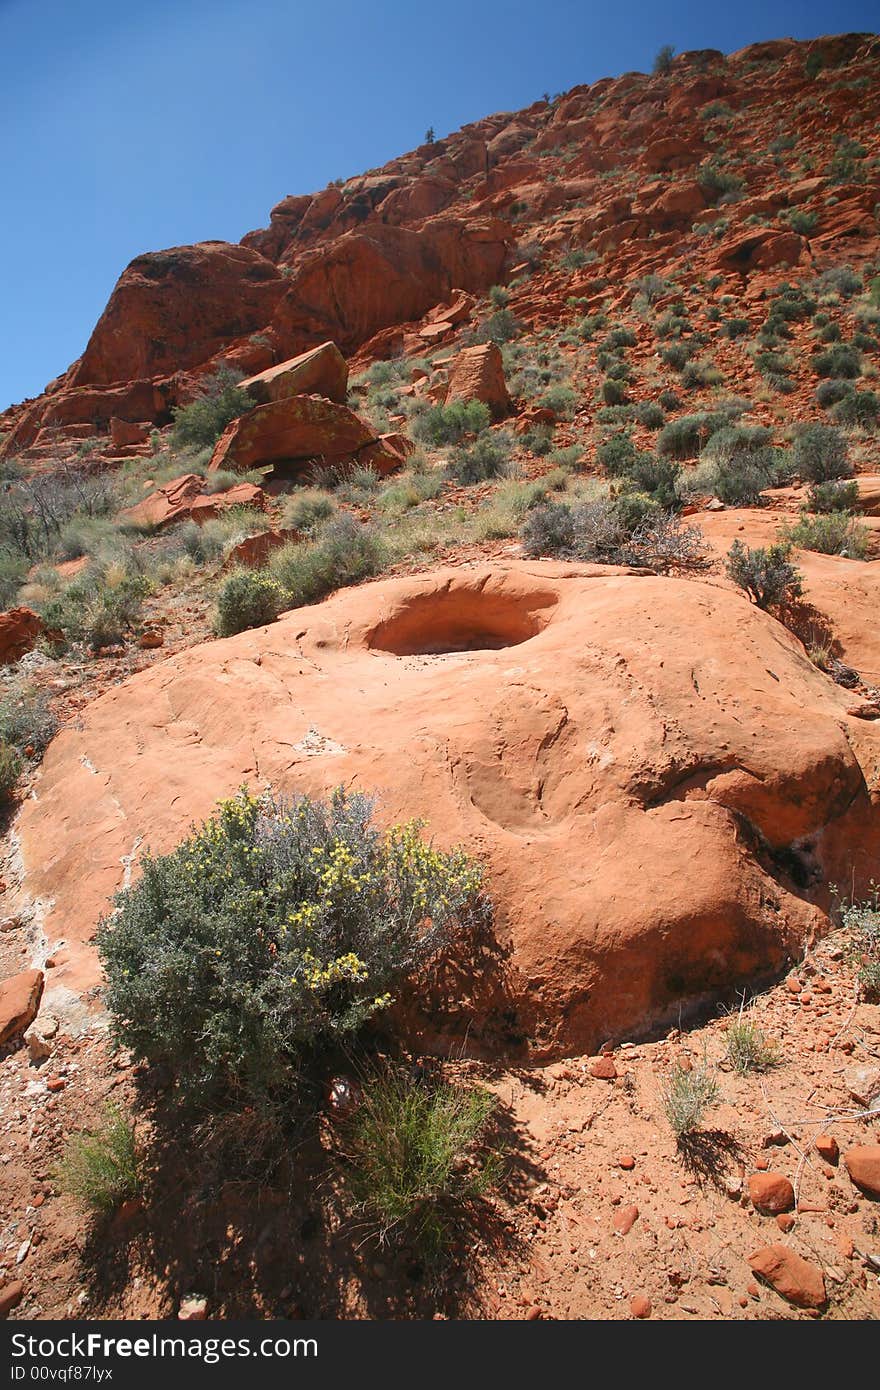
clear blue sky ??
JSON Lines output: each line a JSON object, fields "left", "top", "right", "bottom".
{"left": 0, "top": 0, "right": 875, "bottom": 410}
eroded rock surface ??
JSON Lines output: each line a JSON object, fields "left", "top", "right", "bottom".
{"left": 17, "top": 562, "right": 880, "bottom": 1055}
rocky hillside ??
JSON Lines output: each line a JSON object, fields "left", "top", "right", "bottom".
{"left": 2, "top": 31, "right": 878, "bottom": 459}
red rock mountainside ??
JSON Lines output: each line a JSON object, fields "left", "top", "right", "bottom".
{"left": 2, "top": 32, "right": 878, "bottom": 460}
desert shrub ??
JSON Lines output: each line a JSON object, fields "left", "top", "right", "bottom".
{"left": 635, "top": 401, "right": 665, "bottom": 428}
{"left": 269, "top": 515, "right": 385, "bottom": 609}
{"left": 447, "top": 434, "right": 509, "bottom": 485}
{"left": 0, "top": 554, "right": 27, "bottom": 608}
{"left": 662, "top": 1058, "right": 720, "bottom": 1139}
{"left": 601, "top": 328, "right": 638, "bottom": 352}
{"left": 653, "top": 44, "right": 675, "bottom": 76}
{"left": 658, "top": 388, "right": 681, "bottom": 412}
{"left": 726, "top": 540, "right": 803, "bottom": 609}
{"left": 635, "top": 273, "right": 667, "bottom": 304}
{"left": 657, "top": 413, "right": 724, "bottom": 460}
{"left": 812, "top": 343, "right": 862, "bottom": 379}
{"left": 601, "top": 378, "right": 627, "bottom": 405}
{"left": 785, "top": 511, "right": 869, "bottom": 558}
{"left": 0, "top": 741, "right": 21, "bottom": 801}
{"left": 655, "top": 312, "right": 691, "bottom": 340}
{"left": 817, "top": 321, "right": 842, "bottom": 343}
{"left": 488, "top": 284, "right": 509, "bottom": 308}
{"left": 520, "top": 424, "right": 555, "bottom": 456}
{"left": 807, "top": 479, "right": 860, "bottom": 513}
{"left": 725, "top": 1013, "right": 780, "bottom": 1075}
{"left": 712, "top": 451, "right": 777, "bottom": 506}
{"left": 343, "top": 1067, "right": 501, "bottom": 1262}
{"left": 723, "top": 318, "right": 750, "bottom": 339}
{"left": 521, "top": 500, "right": 576, "bottom": 556}
{"left": 596, "top": 433, "right": 638, "bottom": 476}
{"left": 98, "top": 787, "right": 483, "bottom": 1111}
{"left": 0, "top": 683, "right": 57, "bottom": 758}
{"left": 540, "top": 384, "right": 578, "bottom": 418}
{"left": 791, "top": 424, "right": 851, "bottom": 482}
{"left": 697, "top": 157, "right": 744, "bottom": 204}
{"left": 215, "top": 570, "right": 283, "bottom": 637}
{"left": 282, "top": 490, "right": 336, "bottom": 533}
{"left": 40, "top": 567, "right": 150, "bottom": 650}
{"left": 831, "top": 389, "right": 880, "bottom": 429}
{"left": 603, "top": 359, "right": 631, "bottom": 383}
{"left": 477, "top": 307, "right": 523, "bottom": 344}
{"left": 620, "top": 457, "right": 681, "bottom": 510}
{"left": 815, "top": 265, "right": 862, "bottom": 300}
{"left": 660, "top": 343, "right": 693, "bottom": 371}
{"left": 840, "top": 891, "right": 880, "bottom": 1001}
{"left": 681, "top": 360, "right": 722, "bottom": 391}
{"left": 577, "top": 313, "right": 607, "bottom": 340}
{"left": 815, "top": 379, "right": 854, "bottom": 409}
{"left": 0, "top": 469, "right": 119, "bottom": 565}
{"left": 413, "top": 400, "right": 491, "bottom": 445}
{"left": 755, "top": 349, "right": 794, "bottom": 390}
{"left": 170, "top": 368, "right": 254, "bottom": 450}
{"left": 787, "top": 209, "right": 817, "bottom": 236}
{"left": 57, "top": 1105, "right": 140, "bottom": 1216}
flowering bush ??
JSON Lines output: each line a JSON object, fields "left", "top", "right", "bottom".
{"left": 98, "top": 787, "right": 483, "bottom": 1110}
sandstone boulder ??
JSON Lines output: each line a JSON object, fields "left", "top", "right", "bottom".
{"left": 16, "top": 563, "right": 880, "bottom": 1052}
{"left": 444, "top": 343, "right": 511, "bottom": 418}
{"left": 0, "top": 609, "right": 43, "bottom": 666}
{"left": 240, "top": 342, "right": 348, "bottom": 406}
{"left": 120, "top": 474, "right": 267, "bottom": 530}
{"left": 749, "top": 1172, "right": 795, "bottom": 1214}
{"left": 209, "top": 395, "right": 374, "bottom": 474}
{"left": 0, "top": 969, "right": 44, "bottom": 1045}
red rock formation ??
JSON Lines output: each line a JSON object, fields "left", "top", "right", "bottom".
{"left": 444, "top": 342, "right": 512, "bottom": 417}
{"left": 239, "top": 342, "right": 348, "bottom": 405}
{"left": 0, "top": 609, "right": 43, "bottom": 666}
{"left": 119, "top": 474, "right": 267, "bottom": 530}
{"left": 0, "top": 969, "right": 44, "bottom": 1045}
{"left": 749, "top": 1245, "right": 826, "bottom": 1308}
{"left": 208, "top": 395, "right": 375, "bottom": 474}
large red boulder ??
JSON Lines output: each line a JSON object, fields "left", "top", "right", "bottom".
{"left": 444, "top": 343, "right": 511, "bottom": 418}
{"left": 209, "top": 396, "right": 375, "bottom": 473}
{"left": 120, "top": 474, "right": 267, "bottom": 530}
{"left": 69, "top": 242, "right": 286, "bottom": 387}
{"left": 844, "top": 1146, "right": 880, "bottom": 1198}
{"left": 240, "top": 342, "right": 348, "bottom": 406}
{"left": 0, "top": 609, "right": 43, "bottom": 666}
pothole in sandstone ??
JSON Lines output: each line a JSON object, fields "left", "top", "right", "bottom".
{"left": 367, "top": 585, "right": 558, "bottom": 657}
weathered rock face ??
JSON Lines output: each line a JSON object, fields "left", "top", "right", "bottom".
{"left": 209, "top": 395, "right": 376, "bottom": 474}
{"left": 444, "top": 342, "right": 511, "bottom": 417}
{"left": 240, "top": 342, "right": 348, "bottom": 406}
{"left": 17, "top": 563, "right": 880, "bottom": 1054}
{"left": 69, "top": 242, "right": 287, "bottom": 388}
{"left": 0, "top": 608, "right": 43, "bottom": 666}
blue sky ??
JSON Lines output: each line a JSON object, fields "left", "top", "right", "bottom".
{"left": 0, "top": 0, "right": 876, "bottom": 410}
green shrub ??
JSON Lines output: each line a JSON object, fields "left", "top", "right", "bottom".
{"left": 723, "top": 318, "right": 750, "bottom": 339}
{"left": 601, "top": 378, "right": 627, "bottom": 405}
{"left": 98, "top": 787, "right": 483, "bottom": 1111}
{"left": 792, "top": 424, "right": 851, "bottom": 482}
{"left": 725, "top": 540, "right": 803, "bottom": 609}
{"left": 57, "top": 1105, "right": 140, "bottom": 1216}
{"left": 787, "top": 209, "right": 817, "bottom": 236}
{"left": 540, "top": 384, "right": 577, "bottom": 418}
{"left": 653, "top": 44, "right": 675, "bottom": 76}
{"left": 831, "top": 389, "right": 880, "bottom": 429}
{"left": 447, "top": 434, "right": 509, "bottom": 485}
{"left": 657, "top": 413, "right": 724, "bottom": 460}
{"left": 521, "top": 501, "right": 576, "bottom": 556}
{"left": 712, "top": 451, "right": 777, "bottom": 506}
{"left": 697, "top": 157, "right": 744, "bottom": 204}
{"left": 815, "top": 265, "right": 862, "bottom": 299}
{"left": 785, "top": 511, "right": 869, "bottom": 558}
{"left": 807, "top": 479, "right": 860, "bottom": 513}
{"left": 477, "top": 308, "right": 523, "bottom": 344}
{"left": 413, "top": 400, "right": 491, "bottom": 445}
{"left": 0, "top": 683, "right": 57, "bottom": 757}
{"left": 681, "top": 360, "right": 722, "bottom": 391}
{"left": 840, "top": 891, "right": 880, "bottom": 1001}
{"left": 812, "top": 343, "right": 862, "bottom": 379}
{"left": 597, "top": 433, "right": 638, "bottom": 476}
{"left": 269, "top": 515, "right": 385, "bottom": 609}
{"left": 0, "top": 741, "right": 22, "bottom": 801}
{"left": 815, "top": 379, "right": 854, "bottom": 410}
{"left": 282, "top": 490, "right": 336, "bottom": 533}
{"left": 215, "top": 570, "right": 283, "bottom": 637}
{"left": 635, "top": 401, "right": 665, "bottom": 428}
{"left": 601, "top": 328, "right": 638, "bottom": 352}
{"left": 619, "top": 457, "right": 681, "bottom": 510}
{"left": 40, "top": 567, "right": 151, "bottom": 650}
{"left": 662, "top": 1057, "right": 720, "bottom": 1139}
{"left": 725, "top": 1015, "right": 781, "bottom": 1075}
{"left": 170, "top": 368, "right": 255, "bottom": 450}
{"left": 660, "top": 343, "right": 693, "bottom": 371}
{"left": 659, "top": 388, "right": 681, "bottom": 412}
{"left": 343, "top": 1067, "right": 501, "bottom": 1262}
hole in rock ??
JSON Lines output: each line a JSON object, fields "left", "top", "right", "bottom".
{"left": 367, "top": 586, "right": 558, "bottom": 656}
